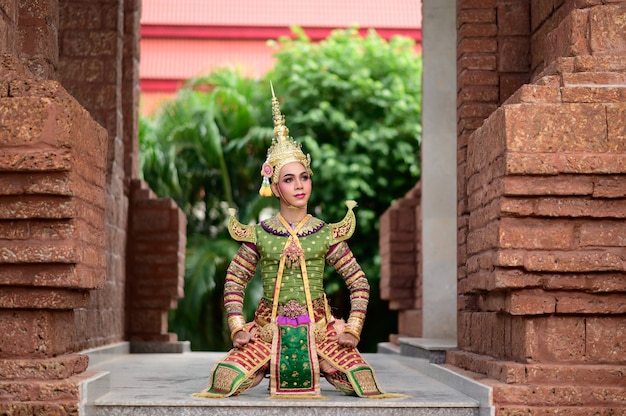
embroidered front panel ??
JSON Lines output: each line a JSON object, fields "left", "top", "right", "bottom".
{"left": 270, "top": 321, "right": 320, "bottom": 396}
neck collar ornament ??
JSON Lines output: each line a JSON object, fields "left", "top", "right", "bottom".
{"left": 259, "top": 82, "right": 313, "bottom": 197}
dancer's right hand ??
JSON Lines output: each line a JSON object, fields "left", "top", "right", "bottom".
{"left": 233, "top": 330, "right": 251, "bottom": 348}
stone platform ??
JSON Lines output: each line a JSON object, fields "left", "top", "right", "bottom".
{"left": 83, "top": 346, "right": 488, "bottom": 416}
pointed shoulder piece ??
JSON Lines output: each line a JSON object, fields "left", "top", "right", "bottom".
{"left": 227, "top": 208, "right": 256, "bottom": 243}
{"left": 329, "top": 200, "right": 357, "bottom": 245}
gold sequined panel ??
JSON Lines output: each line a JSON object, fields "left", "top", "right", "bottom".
{"left": 352, "top": 368, "right": 381, "bottom": 396}
{"left": 228, "top": 215, "right": 256, "bottom": 243}
{"left": 212, "top": 366, "right": 241, "bottom": 393}
{"left": 329, "top": 208, "right": 356, "bottom": 244}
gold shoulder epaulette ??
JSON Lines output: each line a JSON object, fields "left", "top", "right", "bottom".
{"left": 329, "top": 200, "right": 357, "bottom": 245}
{"left": 227, "top": 208, "right": 256, "bottom": 243}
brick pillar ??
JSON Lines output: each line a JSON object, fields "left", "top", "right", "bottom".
{"left": 380, "top": 184, "right": 422, "bottom": 341}
{"left": 0, "top": 56, "right": 107, "bottom": 414}
{"left": 127, "top": 179, "right": 186, "bottom": 350}
{"left": 452, "top": 2, "right": 626, "bottom": 414}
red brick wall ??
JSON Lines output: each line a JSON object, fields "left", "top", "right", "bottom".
{"left": 454, "top": 0, "right": 626, "bottom": 414}
{"left": 0, "top": 54, "right": 108, "bottom": 414}
{"left": 0, "top": 0, "right": 186, "bottom": 413}
{"left": 127, "top": 180, "right": 186, "bottom": 343}
{"left": 379, "top": 183, "right": 422, "bottom": 341}
{"left": 58, "top": 0, "right": 136, "bottom": 349}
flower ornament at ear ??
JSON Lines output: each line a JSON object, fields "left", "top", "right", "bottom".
{"left": 259, "top": 160, "right": 274, "bottom": 197}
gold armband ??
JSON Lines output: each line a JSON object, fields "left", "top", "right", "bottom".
{"left": 227, "top": 315, "right": 246, "bottom": 340}
{"left": 344, "top": 315, "right": 365, "bottom": 341}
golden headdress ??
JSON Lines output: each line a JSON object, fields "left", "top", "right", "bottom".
{"left": 259, "top": 82, "right": 312, "bottom": 197}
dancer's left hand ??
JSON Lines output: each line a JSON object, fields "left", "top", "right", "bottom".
{"left": 337, "top": 332, "right": 358, "bottom": 348}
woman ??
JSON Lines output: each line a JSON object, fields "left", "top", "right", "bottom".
{"left": 193, "top": 86, "right": 395, "bottom": 399}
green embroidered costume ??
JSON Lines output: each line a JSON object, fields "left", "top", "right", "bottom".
{"left": 193, "top": 201, "right": 391, "bottom": 399}
{"left": 194, "top": 85, "right": 400, "bottom": 400}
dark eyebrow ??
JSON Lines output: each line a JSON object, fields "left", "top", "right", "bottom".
{"left": 281, "top": 171, "right": 307, "bottom": 179}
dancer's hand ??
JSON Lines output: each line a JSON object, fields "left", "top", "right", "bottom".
{"left": 337, "top": 332, "right": 358, "bottom": 348}
{"left": 233, "top": 330, "right": 251, "bottom": 348}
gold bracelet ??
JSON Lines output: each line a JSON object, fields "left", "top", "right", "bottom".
{"left": 230, "top": 326, "right": 246, "bottom": 341}
{"left": 342, "top": 327, "right": 361, "bottom": 341}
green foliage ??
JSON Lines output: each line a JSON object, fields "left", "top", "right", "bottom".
{"left": 139, "top": 28, "right": 422, "bottom": 352}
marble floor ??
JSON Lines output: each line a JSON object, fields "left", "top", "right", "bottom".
{"left": 86, "top": 351, "right": 481, "bottom": 416}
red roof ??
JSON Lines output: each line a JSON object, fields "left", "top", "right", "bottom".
{"left": 141, "top": 0, "right": 422, "bottom": 29}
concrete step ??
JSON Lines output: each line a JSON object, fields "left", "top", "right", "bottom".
{"left": 86, "top": 351, "right": 481, "bottom": 416}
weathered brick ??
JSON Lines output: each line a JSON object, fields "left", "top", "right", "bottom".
{"left": 563, "top": 71, "right": 626, "bottom": 86}
{"left": 562, "top": 85, "right": 626, "bottom": 103}
{"left": 556, "top": 293, "right": 626, "bottom": 314}
{"left": 459, "top": 69, "right": 500, "bottom": 89}
{"left": 129, "top": 309, "right": 168, "bottom": 334}
{"left": 467, "top": 108, "right": 506, "bottom": 176}
{"left": 527, "top": 316, "right": 586, "bottom": 362}
{"left": 524, "top": 250, "right": 623, "bottom": 272}
{"left": 524, "top": 362, "right": 626, "bottom": 386}
{"left": 505, "top": 103, "right": 607, "bottom": 153}
{"left": 0, "top": 148, "right": 74, "bottom": 172}
{"left": 593, "top": 176, "right": 626, "bottom": 198}
{"left": 537, "top": 197, "right": 626, "bottom": 218}
{"left": 546, "top": 8, "right": 591, "bottom": 62}
{"left": 497, "top": 1, "right": 531, "bottom": 36}
{"left": 506, "top": 152, "right": 626, "bottom": 175}
{"left": 0, "top": 354, "right": 88, "bottom": 380}
{"left": 398, "top": 309, "right": 422, "bottom": 337}
{"left": 0, "top": 310, "right": 75, "bottom": 358}
{"left": 588, "top": 4, "right": 626, "bottom": 55}
{"left": 494, "top": 269, "right": 543, "bottom": 289}
{"left": 459, "top": 8, "right": 497, "bottom": 25}
{"left": 500, "top": 73, "right": 531, "bottom": 102}
{"left": 458, "top": 22, "right": 498, "bottom": 38}
{"left": 530, "top": 0, "right": 557, "bottom": 32}
{"left": 497, "top": 405, "right": 626, "bottom": 416}
{"left": 507, "top": 290, "right": 556, "bottom": 315}
{"left": 492, "top": 383, "right": 626, "bottom": 406}
{"left": 0, "top": 240, "right": 80, "bottom": 264}
{"left": 580, "top": 220, "right": 626, "bottom": 247}
{"left": 499, "top": 218, "right": 574, "bottom": 250}
{"left": 607, "top": 104, "right": 626, "bottom": 152}
{"left": 458, "top": 0, "right": 496, "bottom": 10}
{"left": 459, "top": 102, "right": 499, "bottom": 118}
{"left": 458, "top": 85, "right": 499, "bottom": 102}
{"left": 551, "top": 272, "right": 626, "bottom": 292}
{"left": 467, "top": 221, "right": 499, "bottom": 255}
{"left": 499, "top": 37, "right": 531, "bottom": 73}
{"left": 586, "top": 316, "right": 626, "bottom": 363}
{"left": 503, "top": 175, "right": 593, "bottom": 196}
{"left": 0, "top": 287, "right": 89, "bottom": 309}
{"left": 574, "top": 54, "right": 626, "bottom": 73}
{"left": 504, "top": 83, "right": 561, "bottom": 105}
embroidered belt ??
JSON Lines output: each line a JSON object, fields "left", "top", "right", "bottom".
{"left": 256, "top": 297, "right": 328, "bottom": 326}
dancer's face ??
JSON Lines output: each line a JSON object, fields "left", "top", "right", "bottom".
{"left": 272, "top": 162, "right": 311, "bottom": 209}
